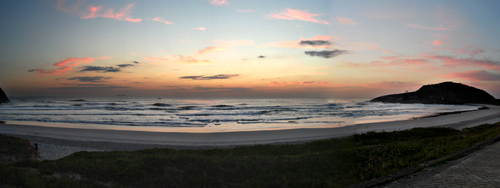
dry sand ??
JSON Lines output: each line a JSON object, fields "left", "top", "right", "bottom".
{"left": 1, "top": 104, "right": 499, "bottom": 160}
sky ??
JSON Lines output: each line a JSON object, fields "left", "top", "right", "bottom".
{"left": 1, "top": 0, "right": 500, "bottom": 98}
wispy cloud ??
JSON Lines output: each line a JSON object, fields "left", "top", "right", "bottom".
{"left": 262, "top": 35, "right": 334, "bottom": 49}
{"left": 197, "top": 46, "right": 224, "bottom": 55}
{"left": 441, "top": 70, "right": 500, "bottom": 82}
{"left": 407, "top": 24, "right": 452, "bottom": 31}
{"left": 208, "top": 0, "right": 227, "bottom": 6}
{"left": 28, "top": 56, "right": 111, "bottom": 76}
{"left": 152, "top": 17, "right": 173, "bottom": 24}
{"left": 67, "top": 76, "right": 112, "bottom": 83}
{"left": 193, "top": 27, "right": 206, "bottom": 31}
{"left": 268, "top": 81, "right": 329, "bottom": 87}
{"left": 304, "top": 50, "right": 349, "bottom": 58}
{"left": 343, "top": 42, "right": 393, "bottom": 54}
{"left": 362, "top": 81, "right": 420, "bottom": 89}
{"left": 433, "top": 40, "right": 444, "bottom": 46}
{"left": 179, "top": 74, "right": 239, "bottom": 80}
{"left": 337, "top": 17, "right": 357, "bottom": 25}
{"left": 77, "top": 3, "right": 142, "bottom": 22}
{"left": 423, "top": 54, "right": 500, "bottom": 70}
{"left": 270, "top": 8, "right": 328, "bottom": 24}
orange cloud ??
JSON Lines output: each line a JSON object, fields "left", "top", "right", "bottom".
{"left": 271, "top": 8, "right": 328, "bottom": 24}
{"left": 29, "top": 57, "right": 111, "bottom": 76}
{"left": 152, "top": 17, "right": 173, "bottom": 24}
{"left": 268, "top": 81, "right": 330, "bottom": 87}
{"left": 337, "top": 17, "right": 357, "bottom": 25}
{"left": 194, "top": 27, "right": 206, "bottom": 31}
{"left": 197, "top": 46, "right": 224, "bottom": 55}
{"left": 433, "top": 40, "right": 444, "bottom": 46}
{"left": 261, "top": 35, "right": 335, "bottom": 49}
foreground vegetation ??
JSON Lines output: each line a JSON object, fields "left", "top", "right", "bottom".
{"left": 2, "top": 122, "right": 500, "bottom": 188}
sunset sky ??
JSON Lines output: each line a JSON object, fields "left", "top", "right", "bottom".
{"left": 1, "top": 0, "right": 500, "bottom": 98}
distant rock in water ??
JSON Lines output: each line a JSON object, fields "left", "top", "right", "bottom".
{"left": 0, "top": 87, "right": 9, "bottom": 104}
{"left": 371, "top": 82, "right": 498, "bottom": 104}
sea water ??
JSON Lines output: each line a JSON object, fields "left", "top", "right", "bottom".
{"left": 0, "top": 97, "right": 480, "bottom": 131}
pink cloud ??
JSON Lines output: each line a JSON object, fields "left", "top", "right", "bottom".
{"left": 58, "top": 2, "right": 142, "bottom": 23}
{"left": 29, "top": 56, "right": 111, "bottom": 76}
{"left": 433, "top": 40, "right": 444, "bottom": 46}
{"left": 468, "top": 49, "right": 484, "bottom": 56}
{"left": 197, "top": 46, "right": 224, "bottom": 55}
{"left": 337, "top": 17, "right": 357, "bottom": 25}
{"left": 152, "top": 17, "right": 173, "bottom": 24}
{"left": 363, "top": 81, "right": 420, "bottom": 89}
{"left": 441, "top": 70, "right": 500, "bottom": 82}
{"left": 261, "top": 35, "right": 334, "bottom": 49}
{"left": 423, "top": 55, "right": 500, "bottom": 70}
{"left": 208, "top": 0, "right": 227, "bottom": 5}
{"left": 271, "top": 8, "right": 328, "bottom": 24}
{"left": 194, "top": 27, "right": 206, "bottom": 31}
{"left": 174, "top": 55, "right": 211, "bottom": 64}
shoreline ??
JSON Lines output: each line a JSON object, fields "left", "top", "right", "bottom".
{"left": 1, "top": 104, "right": 500, "bottom": 160}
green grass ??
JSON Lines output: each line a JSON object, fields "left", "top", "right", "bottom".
{"left": 2, "top": 122, "right": 500, "bottom": 187}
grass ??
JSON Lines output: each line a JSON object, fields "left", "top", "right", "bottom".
{"left": 2, "top": 122, "right": 500, "bottom": 187}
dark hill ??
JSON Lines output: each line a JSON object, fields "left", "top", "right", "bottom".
{"left": 371, "top": 82, "right": 498, "bottom": 105}
{"left": 0, "top": 87, "right": 9, "bottom": 104}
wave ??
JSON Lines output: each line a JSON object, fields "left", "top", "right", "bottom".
{"left": 152, "top": 103, "right": 171, "bottom": 107}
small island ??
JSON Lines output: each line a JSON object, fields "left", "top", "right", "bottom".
{"left": 371, "top": 82, "right": 499, "bottom": 105}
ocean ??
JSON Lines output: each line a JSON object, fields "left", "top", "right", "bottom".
{"left": 0, "top": 97, "right": 481, "bottom": 131}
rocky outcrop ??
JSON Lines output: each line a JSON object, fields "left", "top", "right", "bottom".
{"left": 371, "top": 82, "right": 498, "bottom": 105}
{"left": 0, "top": 87, "right": 9, "bottom": 104}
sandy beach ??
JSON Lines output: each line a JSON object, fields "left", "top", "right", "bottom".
{"left": 1, "top": 104, "right": 499, "bottom": 160}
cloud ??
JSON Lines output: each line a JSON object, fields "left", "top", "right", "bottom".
{"left": 337, "top": 17, "right": 357, "bottom": 25}
{"left": 194, "top": 27, "right": 206, "bottom": 31}
{"left": 80, "top": 66, "right": 121, "bottom": 72}
{"left": 117, "top": 64, "right": 134, "bottom": 68}
{"left": 468, "top": 49, "right": 484, "bottom": 56}
{"left": 262, "top": 35, "right": 334, "bottom": 49}
{"left": 152, "top": 17, "right": 173, "bottom": 24}
{"left": 214, "top": 40, "right": 255, "bottom": 47}
{"left": 299, "top": 40, "right": 331, "bottom": 46}
{"left": 208, "top": 0, "right": 227, "bottom": 5}
{"left": 258, "top": 56, "right": 265, "bottom": 58}
{"left": 268, "top": 81, "right": 329, "bottom": 87}
{"left": 174, "top": 55, "right": 211, "bottom": 64}
{"left": 197, "top": 46, "right": 224, "bottom": 55}
{"left": 67, "top": 76, "right": 112, "bottom": 83}
{"left": 433, "top": 40, "right": 444, "bottom": 46}
{"left": 441, "top": 70, "right": 500, "bottom": 82}
{"left": 133, "top": 61, "right": 139, "bottom": 64}
{"left": 144, "top": 57, "right": 168, "bottom": 61}
{"left": 270, "top": 8, "right": 328, "bottom": 24}
{"left": 304, "top": 50, "right": 349, "bottom": 58}
{"left": 179, "top": 74, "right": 239, "bottom": 80}
{"left": 423, "top": 55, "right": 500, "bottom": 70}
{"left": 77, "top": 3, "right": 142, "bottom": 22}
{"left": 28, "top": 56, "right": 111, "bottom": 76}
{"left": 50, "top": 86, "right": 131, "bottom": 90}
{"left": 236, "top": 9, "right": 254, "bottom": 13}
{"left": 362, "top": 81, "right": 420, "bottom": 89}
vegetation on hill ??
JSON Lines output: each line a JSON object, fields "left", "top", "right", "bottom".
{"left": 2, "top": 122, "right": 500, "bottom": 187}
{"left": 371, "top": 82, "right": 498, "bottom": 104}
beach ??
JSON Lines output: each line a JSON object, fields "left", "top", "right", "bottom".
{"left": 1, "top": 104, "right": 499, "bottom": 160}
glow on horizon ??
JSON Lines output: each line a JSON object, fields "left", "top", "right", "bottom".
{"left": 1, "top": 0, "right": 500, "bottom": 98}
